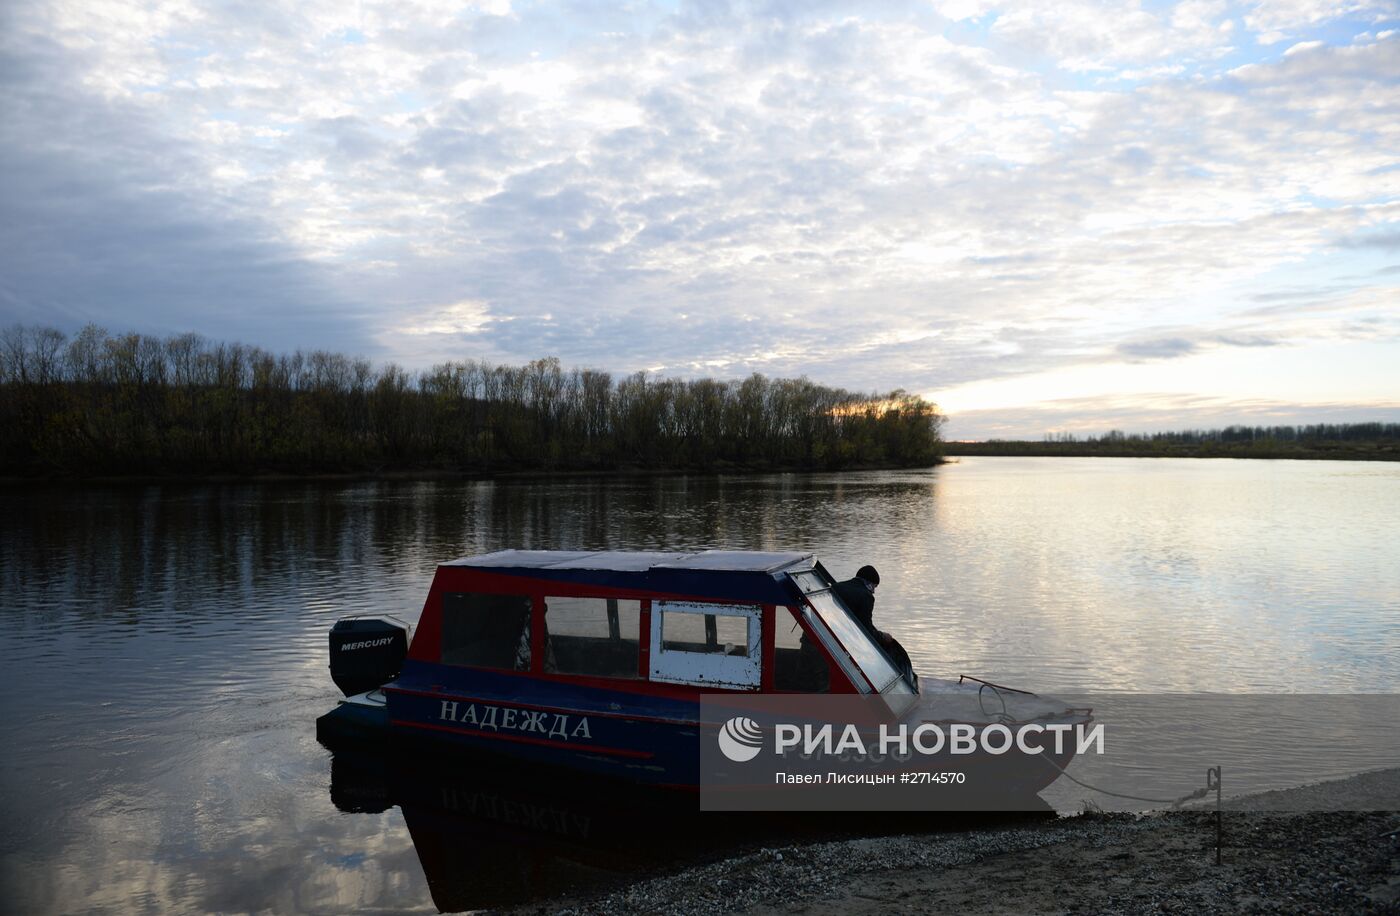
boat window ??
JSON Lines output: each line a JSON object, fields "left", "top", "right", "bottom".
{"left": 541, "top": 596, "right": 641, "bottom": 679}
{"left": 661, "top": 609, "right": 748, "bottom": 655}
{"left": 804, "top": 590, "right": 905, "bottom": 693}
{"left": 773, "top": 605, "right": 830, "bottom": 692}
{"left": 649, "top": 601, "right": 762, "bottom": 689}
{"left": 441, "top": 592, "right": 533, "bottom": 671}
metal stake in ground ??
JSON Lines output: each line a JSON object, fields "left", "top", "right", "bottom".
{"left": 1207, "top": 766, "right": 1222, "bottom": 865}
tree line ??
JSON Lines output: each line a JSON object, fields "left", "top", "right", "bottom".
{"left": 944, "top": 423, "right": 1399, "bottom": 461}
{"left": 0, "top": 324, "right": 945, "bottom": 476}
{"left": 1041, "top": 424, "right": 1400, "bottom": 445}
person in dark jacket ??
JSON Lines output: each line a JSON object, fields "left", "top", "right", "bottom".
{"left": 833, "top": 565, "right": 881, "bottom": 634}
{"left": 833, "top": 565, "right": 918, "bottom": 688}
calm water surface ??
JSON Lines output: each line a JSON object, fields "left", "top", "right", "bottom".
{"left": 2, "top": 457, "right": 1397, "bottom": 911}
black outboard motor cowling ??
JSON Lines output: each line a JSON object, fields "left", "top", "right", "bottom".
{"left": 329, "top": 617, "right": 409, "bottom": 696}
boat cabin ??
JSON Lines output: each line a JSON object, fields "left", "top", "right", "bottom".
{"left": 315, "top": 550, "right": 922, "bottom": 783}
{"left": 401, "top": 549, "right": 914, "bottom": 697}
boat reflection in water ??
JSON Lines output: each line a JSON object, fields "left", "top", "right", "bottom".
{"left": 329, "top": 746, "right": 706, "bottom": 909}
{"left": 327, "top": 745, "right": 1053, "bottom": 912}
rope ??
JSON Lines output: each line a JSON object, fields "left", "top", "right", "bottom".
{"left": 969, "top": 680, "right": 1214, "bottom": 808}
{"left": 1037, "top": 749, "right": 1212, "bottom": 807}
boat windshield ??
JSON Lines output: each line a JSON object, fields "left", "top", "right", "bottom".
{"left": 789, "top": 572, "right": 911, "bottom": 694}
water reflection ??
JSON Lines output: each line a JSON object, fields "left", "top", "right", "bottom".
{"left": 2, "top": 458, "right": 1397, "bottom": 911}
{"left": 327, "top": 746, "right": 1052, "bottom": 912}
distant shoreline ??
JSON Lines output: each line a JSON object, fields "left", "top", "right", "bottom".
{"left": 943, "top": 442, "right": 1399, "bottom": 461}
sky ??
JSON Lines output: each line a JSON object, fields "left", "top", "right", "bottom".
{"left": 1, "top": 0, "right": 1397, "bottom": 439}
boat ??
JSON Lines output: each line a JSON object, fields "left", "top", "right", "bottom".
{"left": 317, "top": 549, "right": 1091, "bottom": 800}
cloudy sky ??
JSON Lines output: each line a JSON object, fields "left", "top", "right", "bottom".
{"left": 1, "top": 0, "right": 1397, "bottom": 438}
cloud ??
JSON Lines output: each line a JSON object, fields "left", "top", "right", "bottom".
{"left": 399, "top": 299, "right": 496, "bottom": 336}
{"left": 0, "top": 23, "right": 374, "bottom": 352}
{"left": 1338, "top": 229, "right": 1400, "bottom": 251}
{"left": 988, "top": 0, "right": 1236, "bottom": 73}
{"left": 1116, "top": 331, "right": 1284, "bottom": 361}
{"left": 1243, "top": 0, "right": 1394, "bottom": 42}
{"left": 0, "top": 0, "right": 1397, "bottom": 433}
{"left": 1118, "top": 337, "right": 1199, "bottom": 359}
{"left": 1213, "top": 334, "right": 1280, "bottom": 347}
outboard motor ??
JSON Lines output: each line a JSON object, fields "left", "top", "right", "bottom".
{"left": 329, "top": 616, "right": 410, "bottom": 696}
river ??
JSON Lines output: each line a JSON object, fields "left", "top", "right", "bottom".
{"left": 2, "top": 457, "right": 1397, "bottom": 911}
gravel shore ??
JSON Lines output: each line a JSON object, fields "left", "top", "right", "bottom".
{"left": 520, "top": 768, "right": 1400, "bottom": 915}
